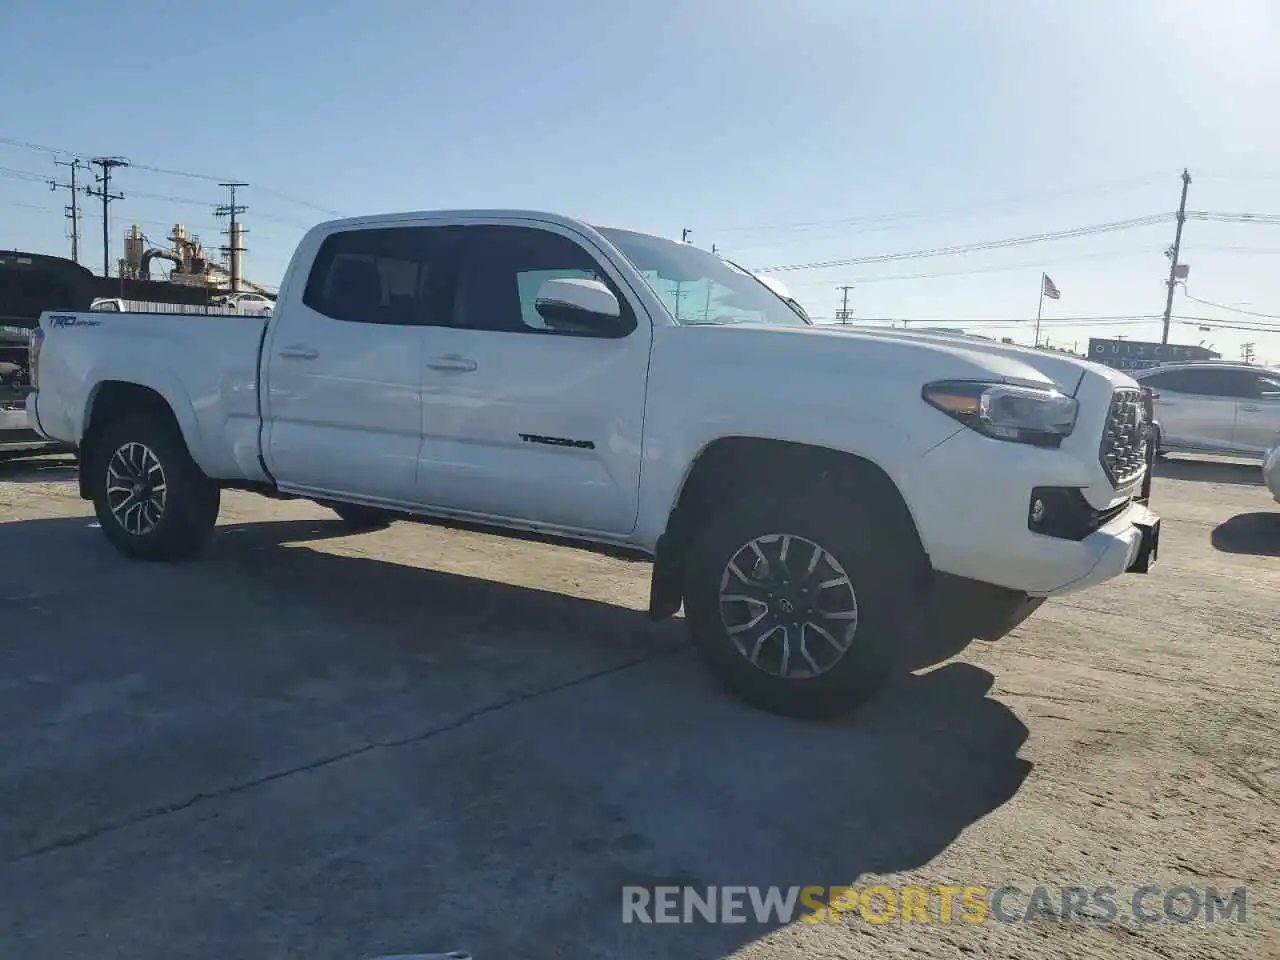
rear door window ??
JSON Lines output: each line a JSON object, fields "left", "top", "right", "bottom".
{"left": 1143, "top": 369, "right": 1242, "bottom": 397}
{"left": 303, "top": 226, "right": 460, "bottom": 326}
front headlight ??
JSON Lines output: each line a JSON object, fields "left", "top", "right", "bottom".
{"left": 922, "top": 379, "right": 1078, "bottom": 447}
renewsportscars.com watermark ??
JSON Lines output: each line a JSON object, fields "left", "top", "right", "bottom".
{"left": 622, "top": 884, "right": 1249, "bottom": 925}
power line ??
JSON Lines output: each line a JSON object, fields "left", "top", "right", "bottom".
{"left": 0, "top": 198, "right": 57, "bottom": 214}
{"left": 1, "top": 134, "right": 343, "bottom": 217}
{"left": 85, "top": 156, "right": 128, "bottom": 278}
{"left": 1180, "top": 244, "right": 1280, "bottom": 255}
{"left": 1182, "top": 289, "right": 1280, "bottom": 320}
{"left": 782, "top": 247, "right": 1162, "bottom": 288}
{"left": 1187, "top": 210, "right": 1280, "bottom": 225}
{"left": 1161, "top": 169, "right": 1191, "bottom": 344}
{"left": 708, "top": 173, "right": 1169, "bottom": 237}
{"left": 1176, "top": 317, "right": 1280, "bottom": 333}
{"left": 3, "top": 162, "right": 312, "bottom": 228}
{"left": 751, "top": 213, "right": 1173, "bottom": 274}
{"left": 0, "top": 198, "right": 231, "bottom": 236}
{"left": 835, "top": 284, "right": 854, "bottom": 324}
{"left": 0, "top": 164, "right": 47, "bottom": 184}
{"left": 807, "top": 314, "right": 1280, "bottom": 333}
{"left": 127, "top": 188, "right": 210, "bottom": 207}
{"left": 48, "top": 157, "right": 85, "bottom": 263}
{"left": 127, "top": 162, "right": 342, "bottom": 216}
{"left": 0, "top": 136, "right": 94, "bottom": 158}
{"left": 814, "top": 315, "right": 1165, "bottom": 329}
{"left": 216, "top": 182, "right": 249, "bottom": 293}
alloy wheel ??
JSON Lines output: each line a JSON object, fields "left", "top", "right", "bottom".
{"left": 105, "top": 441, "right": 168, "bottom": 536}
{"left": 718, "top": 533, "right": 859, "bottom": 678}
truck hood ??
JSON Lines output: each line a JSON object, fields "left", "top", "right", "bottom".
{"left": 700, "top": 322, "right": 1137, "bottom": 396}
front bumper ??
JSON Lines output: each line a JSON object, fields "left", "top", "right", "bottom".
{"left": 1265, "top": 446, "right": 1280, "bottom": 504}
{"left": 1055, "top": 500, "right": 1159, "bottom": 594}
{"left": 966, "top": 498, "right": 1161, "bottom": 598}
{"left": 904, "top": 424, "right": 1160, "bottom": 597}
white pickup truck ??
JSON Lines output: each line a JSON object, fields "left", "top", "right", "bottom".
{"left": 26, "top": 210, "right": 1160, "bottom": 718}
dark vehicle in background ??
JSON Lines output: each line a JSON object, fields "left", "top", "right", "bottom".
{"left": 0, "top": 251, "right": 94, "bottom": 455}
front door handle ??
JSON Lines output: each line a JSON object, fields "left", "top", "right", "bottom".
{"left": 1239, "top": 404, "right": 1261, "bottom": 412}
{"left": 426, "top": 354, "right": 478, "bottom": 373}
{"left": 278, "top": 344, "right": 319, "bottom": 360}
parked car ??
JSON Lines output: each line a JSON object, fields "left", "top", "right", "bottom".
{"left": 1135, "top": 361, "right": 1280, "bottom": 459}
{"left": 221, "top": 292, "right": 274, "bottom": 316}
{"left": 26, "top": 210, "right": 1160, "bottom": 718}
{"left": 1265, "top": 442, "right": 1280, "bottom": 504}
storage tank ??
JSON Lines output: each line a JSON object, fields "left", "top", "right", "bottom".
{"left": 122, "top": 225, "right": 145, "bottom": 276}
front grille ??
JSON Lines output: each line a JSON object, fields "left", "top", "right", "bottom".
{"left": 1099, "top": 388, "right": 1147, "bottom": 486}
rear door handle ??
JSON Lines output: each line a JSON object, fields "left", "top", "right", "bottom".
{"left": 1240, "top": 404, "right": 1261, "bottom": 412}
{"left": 278, "top": 344, "right": 318, "bottom": 360}
{"left": 426, "top": 354, "right": 477, "bottom": 373}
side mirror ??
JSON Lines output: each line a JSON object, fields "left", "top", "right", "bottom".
{"left": 534, "top": 278, "right": 623, "bottom": 334}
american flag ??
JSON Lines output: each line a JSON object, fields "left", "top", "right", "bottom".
{"left": 1042, "top": 274, "right": 1061, "bottom": 300}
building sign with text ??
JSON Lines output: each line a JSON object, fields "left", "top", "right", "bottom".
{"left": 1087, "top": 338, "right": 1220, "bottom": 372}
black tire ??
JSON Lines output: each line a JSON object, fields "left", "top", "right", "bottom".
{"left": 90, "top": 412, "right": 220, "bottom": 561}
{"left": 683, "top": 489, "right": 912, "bottom": 720}
{"left": 330, "top": 503, "right": 392, "bottom": 530}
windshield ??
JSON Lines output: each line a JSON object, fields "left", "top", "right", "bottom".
{"left": 596, "top": 228, "right": 810, "bottom": 327}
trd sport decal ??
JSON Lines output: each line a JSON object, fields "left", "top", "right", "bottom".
{"left": 519, "top": 433, "right": 595, "bottom": 450}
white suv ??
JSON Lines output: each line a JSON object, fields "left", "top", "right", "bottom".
{"left": 1135, "top": 362, "right": 1280, "bottom": 459}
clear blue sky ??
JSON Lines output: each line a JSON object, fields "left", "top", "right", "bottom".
{"left": 3, "top": 0, "right": 1280, "bottom": 361}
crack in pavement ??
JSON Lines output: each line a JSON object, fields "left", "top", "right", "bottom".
{"left": 2, "top": 640, "right": 691, "bottom": 866}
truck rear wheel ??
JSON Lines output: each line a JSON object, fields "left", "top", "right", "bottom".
{"left": 682, "top": 491, "right": 907, "bottom": 719}
{"left": 90, "top": 412, "right": 220, "bottom": 561}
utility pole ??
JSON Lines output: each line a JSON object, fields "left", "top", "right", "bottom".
{"left": 48, "top": 158, "right": 85, "bottom": 264}
{"left": 1161, "top": 168, "right": 1191, "bottom": 345}
{"left": 681, "top": 228, "right": 692, "bottom": 244}
{"left": 85, "top": 157, "right": 129, "bottom": 277}
{"left": 216, "top": 182, "right": 249, "bottom": 293}
{"left": 1241, "top": 342, "right": 1256, "bottom": 364}
{"left": 836, "top": 284, "right": 854, "bottom": 325}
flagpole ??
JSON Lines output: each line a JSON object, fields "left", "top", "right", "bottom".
{"left": 1034, "top": 273, "right": 1045, "bottom": 348}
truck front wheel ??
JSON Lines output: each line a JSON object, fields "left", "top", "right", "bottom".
{"left": 90, "top": 413, "right": 220, "bottom": 561}
{"left": 683, "top": 492, "right": 907, "bottom": 719}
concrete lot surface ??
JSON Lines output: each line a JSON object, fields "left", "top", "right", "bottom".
{"left": 0, "top": 454, "right": 1277, "bottom": 959}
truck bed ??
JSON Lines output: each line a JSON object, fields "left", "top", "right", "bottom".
{"left": 30, "top": 310, "right": 270, "bottom": 477}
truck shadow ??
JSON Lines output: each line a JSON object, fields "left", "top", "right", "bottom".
{"left": 0, "top": 453, "right": 77, "bottom": 484}
{"left": 0, "top": 516, "right": 1032, "bottom": 960}
{"left": 1211, "top": 512, "right": 1280, "bottom": 557}
{"left": 1154, "top": 456, "right": 1263, "bottom": 486}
